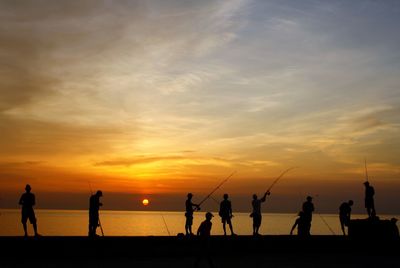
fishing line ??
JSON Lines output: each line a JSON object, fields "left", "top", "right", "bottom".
{"left": 161, "top": 214, "right": 171, "bottom": 236}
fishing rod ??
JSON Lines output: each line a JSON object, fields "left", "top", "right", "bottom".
{"left": 313, "top": 194, "right": 336, "bottom": 235}
{"left": 161, "top": 214, "right": 171, "bottom": 236}
{"left": 195, "top": 171, "right": 237, "bottom": 210}
{"left": 364, "top": 158, "right": 369, "bottom": 182}
{"left": 88, "top": 181, "right": 104, "bottom": 237}
{"left": 266, "top": 167, "right": 298, "bottom": 193}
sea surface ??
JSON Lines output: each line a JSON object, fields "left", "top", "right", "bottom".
{"left": 0, "top": 209, "right": 398, "bottom": 236}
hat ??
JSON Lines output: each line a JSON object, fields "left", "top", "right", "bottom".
{"left": 206, "top": 212, "right": 214, "bottom": 219}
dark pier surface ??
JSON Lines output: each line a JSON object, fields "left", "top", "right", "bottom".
{"left": 1, "top": 236, "right": 399, "bottom": 267}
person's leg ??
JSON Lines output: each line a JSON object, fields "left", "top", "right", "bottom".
{"left": 222, "top": 221, "right": 226, "bottom": 235}
{"left": 22, "top": 222, "right": 28, "bottom": 236}
{"left": 185, "top": 217, "right": 189, "bottom": 235}
{"left": 189, "top": 224, "right": 193, "bottom": 235}
{"left": 367, "top": 207, "right": 371, "bottom": 217}
{"left": 33, "top": 222, "right": 38, "bottom": 236}
{"left": 228, "top": 219, "right": 234, "bottom": 235}
{"left": 21, "top": 212, "right": 28, "bottom": 236}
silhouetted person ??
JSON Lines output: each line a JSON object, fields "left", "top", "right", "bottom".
{"left": 364, "top": 181, "right": 376, "bottom": 218}
{"left": 219, "top": 194, "right": 235, "bottom": 236}
{"left": 197, "top": 212, "right": 214, "bottom": 237}
{"left": 339, "top": 200, "right": 354, "bottom": 235}
{"left": 302, "top": 196, "right": 314, "bottom": 235}
{"left": 195, "top": 212, "right": 215, "bottom": 268}
{"left": 290, "top": 211, "right": 308, "bottom": 236}
{"left": 185, "top": 193, "right": 200, "bottom": 236}
{"left": 19, "top": 184, "right": 39, "bottom": 237}
{"left": 250, "top": 191, "right": 270, "bottom": 236}
{"left": 89, "top": 190, "right": 103, "bottom": 237}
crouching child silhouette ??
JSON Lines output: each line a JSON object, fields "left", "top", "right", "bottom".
{"left": 195, "top": 212, "right": 215, "bottom": 268}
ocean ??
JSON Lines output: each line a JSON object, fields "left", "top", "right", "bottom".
{"left": 0, "top": 209, "right": 398, "bottom": 236}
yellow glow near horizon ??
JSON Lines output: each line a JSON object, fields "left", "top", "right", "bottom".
{"left": 142, "top": 199, "right": 149, "bottom": 206}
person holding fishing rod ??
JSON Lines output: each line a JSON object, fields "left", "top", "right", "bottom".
{"left": 250, "top": 191, "right": 270, "bottom": 236}
{"left": 364, "top": 181, "right": 376, "bottom": 218}
{"left": 250, "top": 168, "right": 297, "bottom": 236}
{"left": 185, "top": 171, "right": 236, "bottom": 236}
{"left": 89, "top": 190, "right": 103, "bottom": 237}
{"left": 185, "top": 193, "right": 200, "bottom": 236}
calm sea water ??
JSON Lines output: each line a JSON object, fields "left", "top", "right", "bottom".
{"left": 0, "top": 209, "right": 398, "bottom": 236}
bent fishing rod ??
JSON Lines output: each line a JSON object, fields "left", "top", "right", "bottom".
{"left": 88, "top": 181, "right": 105, "bottom": 237}
{"left": 266, "top": 167, "right": 298, "bottom": 193}
{"left": 195, "top": 171, "right": 237, "bottom": 210}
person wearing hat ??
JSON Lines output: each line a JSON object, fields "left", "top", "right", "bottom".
{"left": 185, "top": 193, "right": 200, "bottom": 236}
{"left": 88, "top": 190, "right": 103, "bottom": 237}
{"left": 197, "top": 212, "right": 214, "bottom": 237}
{"left": 339, "top": 200, "right": 354, "bottom": 235}
{"left": 364, "top": 181, "right": 376, "bottom": 218}
{"left": 19, "top": 184, "right": 39, "bottom": 237}
{"left": 302, "top": 196, "right": 314, "bottom": 235}
{"left": 195, "top": 212, "right": 215, "bottom": 268}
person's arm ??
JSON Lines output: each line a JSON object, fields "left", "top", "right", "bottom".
{"left": 261, "top": 191, "right": 270, "bottom": 202}
{"left": 290, "top": 219, "right": 298, "bottom": 235}
{"left": 197, "top": 222, "right": 203, "bottom": 236}
{"left": 192, "top": 202, "right": 200, "bottom": 210}
{"left": 32, "top": 195, "right": 36, "bottom": 206}
{"left": 18, "top": 195, "right": 23, "bottom": 205}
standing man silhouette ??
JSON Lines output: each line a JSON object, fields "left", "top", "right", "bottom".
{"left": 89, "top": 190, "right": 103, "bottom": 237}
{"left": 364, "top": 181, "right": 376, "bottom": 218}
{"left": 251, "top": 191, "right": 270, "bottom": 236}
{"left": 19, "top": 184, "right": 40, "bottom": 237}
{"left": 219, "top": 194, "right": 235, "bottom": 236}
{"left": 185, "top": 193, "right": 200, "bottom": 236}
{"left": 302, "top": 196, "right": 314, "bottom": 235}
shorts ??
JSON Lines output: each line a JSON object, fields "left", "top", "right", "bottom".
{"left": 339, "top": 215, "right": 350, "bottom": 226}
{"left": 21, "top": 208, "right": 36, "bottom": 224}
{"left": 365, "top": 199, "right": 374, "bottom": 209}
{"left": 252, "top": 214, "right": 262, "bottom": 227}
{"left": 185, "top": 214, "right": 193, "bottom": 226}
{"left": 221, "top": 216, "right": 232, "bottom": 224}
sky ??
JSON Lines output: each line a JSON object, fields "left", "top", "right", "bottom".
{"left": 0, "top": 0, "right": 399, "bottom": 213}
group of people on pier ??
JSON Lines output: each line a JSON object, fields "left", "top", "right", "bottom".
{"left": 18, "top": 181, "right": 377, "bottom": 237}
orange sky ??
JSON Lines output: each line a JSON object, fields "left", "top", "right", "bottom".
{"left": 1, "top": 1, "right": 400, "bottom": 213}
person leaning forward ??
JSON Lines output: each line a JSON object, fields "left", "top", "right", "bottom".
{"left": 88, "top": 190, "right": 103, "bottom": 237}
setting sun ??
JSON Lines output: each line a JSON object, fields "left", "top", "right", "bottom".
{"left": 142, "top": 199, "right": 149, "bottom": 206}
